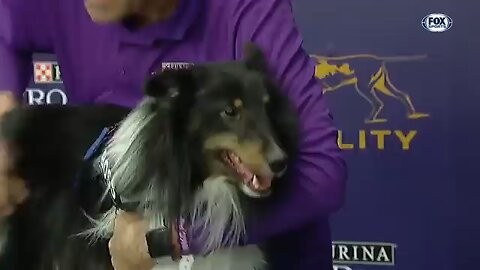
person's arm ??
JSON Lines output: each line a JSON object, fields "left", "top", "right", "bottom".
{"left": 0, "top": 0, "right": 52, "bottom": 220}
{"left": 0, "top": 0, "right": 53, "bottom": 98}
{"left": 231, "top": 0, "right": 347, "bottom": 242}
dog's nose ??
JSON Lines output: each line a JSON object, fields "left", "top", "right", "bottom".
{"left": 269, "top": 159, "right": 288, "bottom": 175}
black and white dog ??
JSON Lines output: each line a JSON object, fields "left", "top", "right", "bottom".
{"left": 0, "top": 44, "right": 299, "bottom": 270}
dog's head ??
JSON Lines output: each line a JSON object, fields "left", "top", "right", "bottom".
{"left": 105, "top": 43, "right": 298, "bottom": 219}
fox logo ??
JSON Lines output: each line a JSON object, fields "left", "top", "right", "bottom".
{"left": 312, "top": 54, "right": 429, "bottom": 124}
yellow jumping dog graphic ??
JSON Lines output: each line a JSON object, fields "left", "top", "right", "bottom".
{"left": 312, "top": 54, "right": 429, "bottom": 123}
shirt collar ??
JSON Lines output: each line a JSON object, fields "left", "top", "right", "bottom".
{"left": 117, "top": 0, "right": 201, "bottom": 45}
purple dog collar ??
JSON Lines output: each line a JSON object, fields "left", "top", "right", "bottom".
{"left": 176, "top": 218, "right": 195, "bottom": 270}
{"left": 177, "top": 217, "right": 190, "bottom": 255}
{"left": 146, "top": 218, "right": 192, "bottom": 260}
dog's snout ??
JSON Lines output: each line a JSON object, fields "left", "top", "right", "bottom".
{"left": 265, "top": 137, "right": 287, "bottom": 176}
{"left": 269, "top": 159, "right": 288, "bottom": 175}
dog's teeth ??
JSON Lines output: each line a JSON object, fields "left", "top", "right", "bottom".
{"left": 252, "top": 175, "right": 260, "bottom": 189}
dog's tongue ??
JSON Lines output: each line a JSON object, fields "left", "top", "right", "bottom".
{"left": 225, "top": 152, "right": 272, "bottom": 191}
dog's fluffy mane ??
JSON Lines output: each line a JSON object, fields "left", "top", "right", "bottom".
{"left": 85, "top": 43, "right": 299, "bottom": 255}
{"left": 87, "top": 98, "right": 246, "bottom": 252}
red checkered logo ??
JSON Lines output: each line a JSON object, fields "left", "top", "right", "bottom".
{"left": 34, "top": 62, "right": 53, "bottom": 83}
{"left": 33, "top": 62, "right": 62, "bottom": 83}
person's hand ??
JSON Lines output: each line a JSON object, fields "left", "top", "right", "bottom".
{"left": 109, "top": 211, "right": 155, "bottom": 270}
{"left": 0, "top": 91, "right": 16, "bottom": 116}
{"left": 0, "top": 91, "right": 28, "bottom": 218}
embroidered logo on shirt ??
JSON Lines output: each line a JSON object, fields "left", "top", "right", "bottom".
{"left": 161, "top": 62, "right": 194, "bottom": 72}
{"left": 33, "top": 62, "right": 62, "bottom": 83}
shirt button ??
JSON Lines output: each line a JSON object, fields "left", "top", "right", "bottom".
{"left": 120, "top": 68, "right": 126, "bottom": 75}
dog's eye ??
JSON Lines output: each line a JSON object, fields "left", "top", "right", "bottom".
{"left": 221, "top": 106, "right": 238, "bottom": 118}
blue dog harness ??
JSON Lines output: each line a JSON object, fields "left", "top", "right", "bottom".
{"left": 78, "top": 124, "right": 143, "bottom": 212}
{"left": 83, "top": 127, "right": 113, "bottom": 161}
{"left": 74, "top": 125, "right": 123, "bottom": 208}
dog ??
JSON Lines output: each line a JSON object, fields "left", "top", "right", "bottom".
{"left": 0, "top": 43, "right": 299, "bottom": 270}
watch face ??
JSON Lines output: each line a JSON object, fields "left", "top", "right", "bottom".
{"left": 146, "top": 227, "right": 171, "bottom": 259}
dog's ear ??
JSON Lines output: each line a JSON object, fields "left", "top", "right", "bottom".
{"left": 243, "top": 42, "right": 268, "bottom": 73}
{"left": 144, "top": 68, "right": 196, "bottom": 100}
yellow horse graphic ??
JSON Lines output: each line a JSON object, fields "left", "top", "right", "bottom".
{"left": 312, "top": 54, "right": 429, "bottom": 123}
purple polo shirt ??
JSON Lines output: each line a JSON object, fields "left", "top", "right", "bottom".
{"left": 0, "top": 0, "right": 346, "bottom": 268}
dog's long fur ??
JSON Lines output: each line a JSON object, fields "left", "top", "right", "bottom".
{"left": 0, "top": 44, "right": 299, "bottom": 270}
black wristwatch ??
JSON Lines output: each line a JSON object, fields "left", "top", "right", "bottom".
{"left": 145, "top": 227, "right": 172, "bottom": 259}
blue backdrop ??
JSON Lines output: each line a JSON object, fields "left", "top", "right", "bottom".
{"left": 27, "top": 1, "right": 476, "bottom": 269}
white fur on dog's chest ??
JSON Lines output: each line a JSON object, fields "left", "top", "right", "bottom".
{"left": 152, "top": 245, "right": 265, "bottom": 270}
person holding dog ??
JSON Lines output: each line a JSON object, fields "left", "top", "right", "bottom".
{"left": 0, "top": 0, "right": 347, "bottom": 269}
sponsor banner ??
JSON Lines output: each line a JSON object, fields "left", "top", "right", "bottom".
{"left": 28, "top": 60, "right": 67, "bottom": 105}
{"left": 312, "top": 54, "right": 429, "bottom": 151}
{"left": 332, "top": 241, "right": 396, "bottom": 269}
{"left": 24, "top": 88, "right": 68, "bottom": 105}
{"left": 294, "top": 0, "right": 456, "bottom": 269}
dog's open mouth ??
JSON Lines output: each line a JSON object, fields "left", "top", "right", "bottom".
{"left": 219, "top": 150, "right": 272, "bottom": 198}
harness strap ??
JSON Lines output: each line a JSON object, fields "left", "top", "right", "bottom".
{"left": 83, "top": 127, "right": 110, "bottom": 160}
{"left": 73, "top": 125, "right": 117, "bottom": 206}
